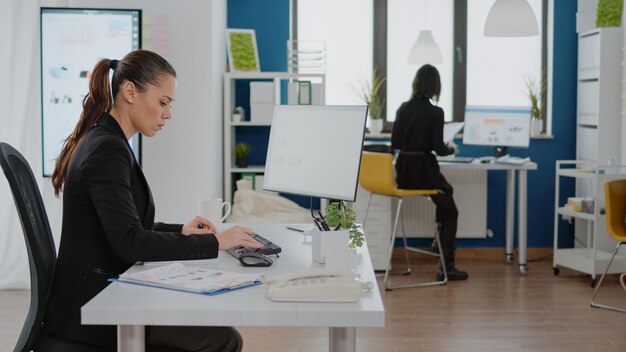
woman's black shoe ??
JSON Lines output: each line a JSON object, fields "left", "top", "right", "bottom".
{"left": 436, "top": 266, "right": 469, "bottom": 281}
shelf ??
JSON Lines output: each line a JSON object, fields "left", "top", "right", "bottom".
{"left": 557, "top": 169, "right": 597, "bottom": 179}
{"left": 224, "top": 72, "right": 325, "bottom": 80}
{"left": 229, "top": 122, "right": 272, "bottom": 126}
{"left": 231, "top": 165, "right": 265, "bottom": 173}
{"left": 554, "top": 248, "right": 626, "bottom": 275}
{"left": 557, "top": 207, "right": 596, "bottom": 221}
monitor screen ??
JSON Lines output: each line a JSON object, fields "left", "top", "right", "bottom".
{"left": 462, "top": 106, "right": 531, "bottom": 148}
{"left": 40, "top": 8, "right": 141, "bottom": 177}
{"left": 263, "top": 105, "right": 368, "bottom": 202}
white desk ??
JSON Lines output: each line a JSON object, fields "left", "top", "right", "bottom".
{"left": 439, "top": 160, "right": 538, "bottom": 274}
{"left": 81, "top": 224, "right": 385, "bottom": 352}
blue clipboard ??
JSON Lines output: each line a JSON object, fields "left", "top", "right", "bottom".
{"left": 108, "top": 277, "right": 262, "bottom": 296}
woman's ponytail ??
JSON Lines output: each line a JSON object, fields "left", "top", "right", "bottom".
{"left": 51, "top": 58, "right": 115, "bottom": 196}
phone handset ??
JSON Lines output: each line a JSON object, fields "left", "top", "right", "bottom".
{"left": 260, "top": 268, "right": 374, "bottom": 302}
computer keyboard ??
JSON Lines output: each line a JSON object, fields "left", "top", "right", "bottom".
{"left": 226, "top": 233, "right": 282, "bottom": 259}
{"left": 436, "top": 155, "right": 475, "bottom": 163}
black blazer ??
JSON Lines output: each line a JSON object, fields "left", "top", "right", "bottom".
{"left": 391, "top": 99, "right": 453, "bottom": 191}
{"left": 43, "top": 113, "right": 219, "bottom": 348}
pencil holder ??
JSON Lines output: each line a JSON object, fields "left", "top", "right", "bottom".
{"left": 311, "top": 229, "right": 349, "bottom": 264}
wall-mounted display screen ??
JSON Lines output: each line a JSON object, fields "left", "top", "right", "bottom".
{"left": 40, "top": 8, "right": 141, "bottom": 176}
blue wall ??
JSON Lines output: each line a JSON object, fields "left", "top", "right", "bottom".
{"left": 228, "top": 0, "right": 579, "bottom": 248}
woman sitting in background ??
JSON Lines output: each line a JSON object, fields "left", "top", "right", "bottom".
{"left": 391, "top": 64, "right": 468, "bottom": 281}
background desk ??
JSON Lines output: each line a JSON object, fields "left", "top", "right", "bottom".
{"left": 82, "top": 224, "right": 385, "bottom": 352}
{"left": 354, "top": 160, "right": 537, "bottom": 275}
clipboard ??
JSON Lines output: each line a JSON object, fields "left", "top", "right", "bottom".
{"left": 110, "top": 263, "right": 261, "bottom": 296}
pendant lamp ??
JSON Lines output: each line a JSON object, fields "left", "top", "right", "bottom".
{"left": 484, "top": 0, "right": 538, "bottom": 37}
{"left": 407, "top": 30, "right": 443, "bottom": 65}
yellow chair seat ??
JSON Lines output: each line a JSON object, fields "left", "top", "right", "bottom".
{"left": 358, "top": 151, "right": 447, "bottom": 290}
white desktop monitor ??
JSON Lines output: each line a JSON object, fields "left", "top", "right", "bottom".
{"left": 462, "top": 106, "right": 531, "bottom": 148}
{"left": 263, "top": 105, "right": 368, "bottom": 202}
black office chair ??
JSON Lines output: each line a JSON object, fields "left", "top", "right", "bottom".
{"left": 0, "top": 143, "right": 111, "bottom": 352}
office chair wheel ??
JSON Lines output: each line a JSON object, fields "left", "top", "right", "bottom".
{"left": 552, "top": 267, "right": 560, "bottom": 276}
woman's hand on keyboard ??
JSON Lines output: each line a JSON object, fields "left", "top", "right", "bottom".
{"left": 216, "top": 225, "right": 263, "bottom": 250}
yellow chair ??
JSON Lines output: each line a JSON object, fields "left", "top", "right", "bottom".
{"left": 359, "top": 151, "right": 447, "bottom": 290}
{"left": 590, "top": 178, "right": 626, "bottom": 313}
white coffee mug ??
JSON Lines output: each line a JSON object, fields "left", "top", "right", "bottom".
{"left": 197, "top": 198, "right": 232, "bottom": 224}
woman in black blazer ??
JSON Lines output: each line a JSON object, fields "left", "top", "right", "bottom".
{"left": 46, "top": 50, "right": 261, "bottom": 351}
{"left": 391, "top": 64, "right": 468, "bottom": 281}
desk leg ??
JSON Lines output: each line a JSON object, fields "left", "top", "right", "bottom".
{"left": 329, "top": 327, "right": 356, "bottom": 352}
{"left": 518, "top": 170, "right": 528, "bottom": 275}
{"left": 505, "top": 170, "right": 515, "bottom": 263}
{"left": 117, "top": 325, "right": 145, "bottom": 352}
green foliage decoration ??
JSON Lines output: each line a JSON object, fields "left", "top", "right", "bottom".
{"left": 229, "top": 32, "right": 258, "bottom": 71}
{"left": 324, "top": 201, "right": 365, "bottom": 249}
{"left": 596, "top": 0, "right": 623, "bottom": 27}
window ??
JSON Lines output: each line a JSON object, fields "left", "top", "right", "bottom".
{"left": 296, "top": 0, "right": 546, "bottom": 127}
{"left": 297, "top": 0, "right": 373, "bottom": 106}
{"left": 387, "top": 0, "right": 453, "bottom": 121}
{"left": 466, "top": 0, "right": 543, "bottom": 108}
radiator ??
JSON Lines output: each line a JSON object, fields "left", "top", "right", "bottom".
{"left": 390, "top": 169, "right": 489, "bottom": 239}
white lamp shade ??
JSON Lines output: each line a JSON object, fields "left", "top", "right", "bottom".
{"left": 484, "top": 0, "right": 538, "bottom": 37}
{"left": 407, "top": 30, "right": 443, "bottom": 65}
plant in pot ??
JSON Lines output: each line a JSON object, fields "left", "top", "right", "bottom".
{"left": 524, "top": 71, "right": 546, "bottom": 137}
{"left": 324, "top": 201, "right": 364, "bottom": 249}
{"left": 353, "top": 68, "right": 386, "bottom": 135}
{"left": 234, "top": 142, "right": 251, "bottom": 168}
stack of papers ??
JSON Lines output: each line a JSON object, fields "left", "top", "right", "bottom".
{"left": 113, "top": 263, "right": 261, "bottom": 295}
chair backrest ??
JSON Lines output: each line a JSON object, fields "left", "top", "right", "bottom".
{"left": 604, "top": 179, "right": 626, "bottom": 242}
{"left": 359, "top": 151, "right": 396, "bottom": 195}
{"left": 0, "top": 143, "right": 56, "bottom": 352}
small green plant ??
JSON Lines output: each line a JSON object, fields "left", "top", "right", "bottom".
{"left": 352, "top": 67, "right": 387, "bottom": 119}
{"left": 524, "top": 70, "right": 546, "bottom": 120}
{"left": 324, "top": 201, "right": 364, "bottom": 249}
{"left": 234, "top": 142, "right": 251, "bottom": 158}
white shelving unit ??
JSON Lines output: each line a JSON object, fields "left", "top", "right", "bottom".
{"left": 573, "top": 28, "right": 623, "bottom": 257}
{"left": 223, "top": 72, "right": 325, "bottom": 203}
{"left": 553, "top": 160, "right": 626, "bottom": 286}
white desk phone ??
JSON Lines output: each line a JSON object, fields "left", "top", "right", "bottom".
{"left": 260, "top": 269, "right": 374, "bottom": 302}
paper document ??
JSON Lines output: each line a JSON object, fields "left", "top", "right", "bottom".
{"left": 115, "top": 263, "right": 260, "bottom": 295}
{"left": 496, "top": 155, "right": 530, "bottom": 165}
{"left": 443, "top": 122, "right": 464, "bottom": 143}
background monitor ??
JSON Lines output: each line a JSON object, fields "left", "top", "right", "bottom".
{"left": 40, "top": 8, "right": 141, "bottom": 176}
{"left": 462, "top": 106, "right": 531, "bottom": 154}
{"left": 263, "top": 105, "right": 368, "bottom": 202}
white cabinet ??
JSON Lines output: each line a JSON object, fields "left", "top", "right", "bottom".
{"left": 222, "top": 72, "right": 325, "bottom": 203}
{"left": 553, "top": 161, "right": 626, "bottom": 285}
{"left": 351, "top": 184, "right": 392, "bottom": 271}
{"left": 574, "top": 28, "right": 623, "bottom": 248}
{"left": 576, "top": 28, "right": 622, "bottom": 164}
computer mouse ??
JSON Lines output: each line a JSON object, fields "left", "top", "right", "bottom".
{"left": 239, "top": 252, "right": 274, "bottom": 267}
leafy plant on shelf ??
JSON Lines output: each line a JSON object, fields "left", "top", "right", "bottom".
{"left": 234, "top": 142, "right": 251, "bottom": 168}
{"left": 352, "top": 67, "right": 387, "bottom": 119}
{"left": 524, "top": 69, "right": 546, "bottom": 120}
{"left": 324, "top": 201, "right": 364, "bottom": 249}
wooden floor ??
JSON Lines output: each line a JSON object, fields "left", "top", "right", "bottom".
{"left": 1, "top": 252, "right": 626, "bottom": 352}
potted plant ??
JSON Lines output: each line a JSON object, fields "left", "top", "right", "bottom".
{"left": 234, "top": 142, "right": 251, "bottom": 168}
{"left": 524, "top": 71, "right": 546, "bottom": 136}
{"left": 353, "top": 68, "right": 386, "bottom": 135}
{"left": 324, "top": 201, "right": 364, "bottom": 249}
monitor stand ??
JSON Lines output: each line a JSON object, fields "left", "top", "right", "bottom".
{"left": 494, "top": 146, "right": 508, "bottom": 158}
